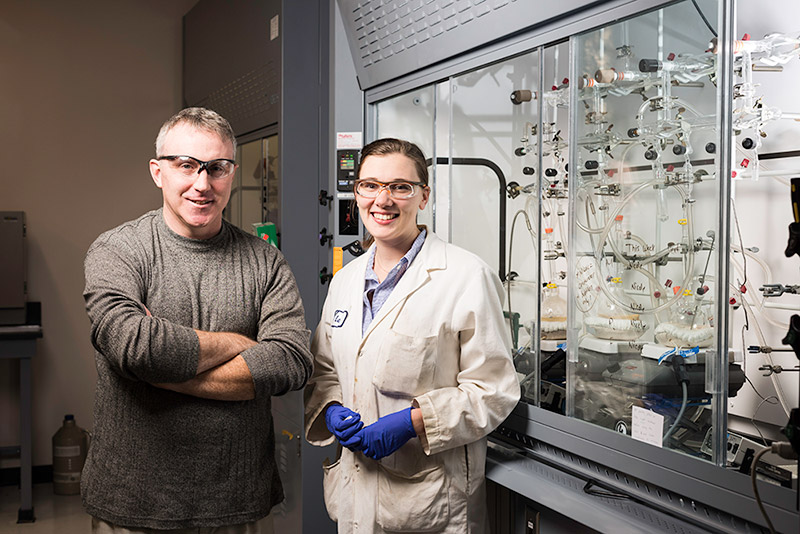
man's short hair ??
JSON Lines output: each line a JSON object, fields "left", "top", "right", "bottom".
{"left": 155, "top": 107, "right": 237, "bottom": 157}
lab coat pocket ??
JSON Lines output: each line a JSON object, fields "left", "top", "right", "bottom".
{"left": 374, "top": 330, "right": 437, "bottom": 397}
{"left": 377, "top": 463, "right": 450, "bottom": 532}
{"left": 322, "top": 457, "right": 344, "bottom": 522}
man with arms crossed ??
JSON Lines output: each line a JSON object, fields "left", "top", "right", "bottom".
{"left": 83, "top": 107, "right": 312, "bottom": 533}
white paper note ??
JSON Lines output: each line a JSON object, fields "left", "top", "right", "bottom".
{"left": 631, "top": 406, "right": 664, "bottom": 448}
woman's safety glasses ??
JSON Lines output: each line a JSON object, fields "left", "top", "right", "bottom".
{"left": 354, "top": 179, "right": 427, "bottom": 199}
{"left": 157, "top": 155, "right": 236, "bottom": 179}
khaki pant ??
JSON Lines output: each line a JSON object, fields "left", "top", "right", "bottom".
{"left": 92, "top": 515, "right": 274, "bottom": 534}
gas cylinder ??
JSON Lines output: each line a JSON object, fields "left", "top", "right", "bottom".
{"left": 52, "top": 414, "right": 88, "bottom": 495}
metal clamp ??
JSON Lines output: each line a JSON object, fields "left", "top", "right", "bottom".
{"left": 760, "top": 283, "right": 800, "bottom": 297}
{"left": 759, "top": 364, "right": 800, "bottom": 376}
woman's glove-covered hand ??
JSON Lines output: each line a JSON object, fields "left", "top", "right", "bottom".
{"left": 356, "top": 407, "right": 417, "bottom": 460}
{"left": 325, "top": 404, "right": 364, "bottom": 450}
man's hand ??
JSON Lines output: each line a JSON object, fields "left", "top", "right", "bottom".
{"left": 194, "top": 330, "right": 257, "bottom": 375}
{"left": 144, "top": 306, "right": 254, "bottom": 375}
{"left": 144, "top": 306, "right": 256, "bottom": 399}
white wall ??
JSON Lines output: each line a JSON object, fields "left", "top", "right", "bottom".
{"left": 0, "top": 0, "right": 197, "bottom": 468}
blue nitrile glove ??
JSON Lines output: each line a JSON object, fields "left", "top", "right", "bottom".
{"left": 357, "top": 407, "right": 417, "bottom": 460}
{"left": 325, "top": 404, "right": 364, "bottom": 450}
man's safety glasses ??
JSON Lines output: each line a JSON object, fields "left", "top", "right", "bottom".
{"left": 354, "top": 179, "right": 426, "bottom": 199}
{"left": 157, "top": 155, "right": 236, "bottom": 179}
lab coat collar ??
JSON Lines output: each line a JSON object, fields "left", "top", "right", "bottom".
{"left": 358, "top": 232, "right": 447, "bottom": 346}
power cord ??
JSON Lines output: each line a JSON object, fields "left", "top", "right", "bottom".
{"left": 751, "top": 442, "right": 798, "bottom": 533}
{"left": 690, "top": 0, "right": 717, "bottom": 38}
{"left": 663, "top": 354, "right": 690, "bottom": 444}
{"left": 506, "top": 209, "right": 533, "bottom": 350}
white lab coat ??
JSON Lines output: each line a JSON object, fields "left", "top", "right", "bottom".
{"left": 305, "top": 231, "right": 520, "bottom": 533}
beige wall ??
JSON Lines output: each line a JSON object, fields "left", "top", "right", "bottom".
{"left": 0, "top": 0, "right": 197, "bottom": 468}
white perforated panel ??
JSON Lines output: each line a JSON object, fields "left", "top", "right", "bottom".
{"left": 338, "top": 0, "right": 610, "bottom": 89}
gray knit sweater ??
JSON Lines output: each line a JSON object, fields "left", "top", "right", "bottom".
{"left": 82, "top": 209, "right": 313, "bottom": 529}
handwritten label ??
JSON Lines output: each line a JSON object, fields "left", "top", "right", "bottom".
{"left": 576, "top": 262, "right": 594, "bottom": 278}
{"left": 632, "top": 406, "right": 664, "bottom": 447}
{"left": 332, "top": 310, "right": 348, "bottom": 328}
{"left": 631, "top": 282, "right": 645, "bottom": 292}
{"left": 624, "top": 243, "right": 656, "bottom": 253}
{"left": 576, "top": 257, "right": 598, "bottom": 310}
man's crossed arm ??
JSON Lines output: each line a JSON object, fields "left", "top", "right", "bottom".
{"left": 152, "top": 316, "right": 258, "bottom": 401}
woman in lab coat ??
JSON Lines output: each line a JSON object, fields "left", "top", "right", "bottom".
{"left": 304, "top": 138, "right": 520, "bottom": 533}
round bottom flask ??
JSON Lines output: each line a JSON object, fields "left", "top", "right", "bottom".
{"left": 654, "top": 304, "right": 714, "bottom": 347}
{"left": 584, "top": 278, "right": 647, "bottom": 341}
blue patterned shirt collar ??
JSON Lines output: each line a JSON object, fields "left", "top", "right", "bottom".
{"left": 363, "top": 229, "right": 427, "bottom": 336}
